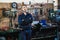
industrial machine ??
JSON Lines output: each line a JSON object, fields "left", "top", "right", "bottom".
{"left": 32, "top": 9, "right": 60, "bottom": 40}
{"left": 0, "top": 2, "right": 18, "bottom": 40}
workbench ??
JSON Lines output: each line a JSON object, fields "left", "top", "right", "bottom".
{"left": 0, "top": 28, "right": 19, "bottom": 40}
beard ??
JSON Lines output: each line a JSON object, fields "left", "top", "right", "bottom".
{"left": 22, "top": 9, "right": 27, "bottom": 12}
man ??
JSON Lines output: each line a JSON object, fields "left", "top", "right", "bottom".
{"left": 18, "top": 5, "right": 33, "bottom": 40}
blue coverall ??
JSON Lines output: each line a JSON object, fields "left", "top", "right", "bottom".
{"left": 18, "top": 12, "right": 33, "bottom": 40}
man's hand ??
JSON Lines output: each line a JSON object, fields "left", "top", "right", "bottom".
{"left": 22, "top": 19, "right": 24, "bottom": 21}
{"left": 17, "top": 28, "right": 23, "bottom": 30}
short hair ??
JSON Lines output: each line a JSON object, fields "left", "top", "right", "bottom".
{"left": 21, "top": 4, "right": 27, "bottom": 8}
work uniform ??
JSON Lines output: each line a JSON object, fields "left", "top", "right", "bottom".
{"left": 18, "top": 12, "right": 33, "bottom": 40}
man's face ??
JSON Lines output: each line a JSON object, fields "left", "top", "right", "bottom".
{"left": 22, "top": 6, "right": 27, "bottom": 12}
